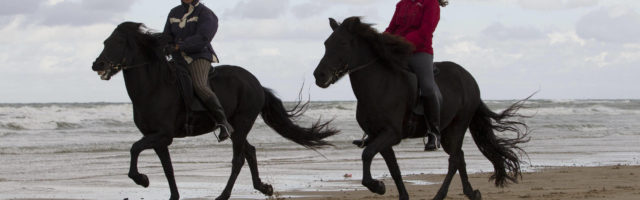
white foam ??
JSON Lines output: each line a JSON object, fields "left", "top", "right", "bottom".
{"left": 0, "top": 104, "right": 132, "bottom": 130}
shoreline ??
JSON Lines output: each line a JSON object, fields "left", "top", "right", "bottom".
{"left": 280, "top": 165, "right": 640, "bottom": 200}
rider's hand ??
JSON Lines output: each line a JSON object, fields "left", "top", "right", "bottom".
{"left": 164, "top": 44, "right": 176, "bottom": 55}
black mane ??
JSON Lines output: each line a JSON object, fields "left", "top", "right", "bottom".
{"left": 116, "top": 22, "right": 168, "bottom": 61}
{"left": 340, "top": 17, "right": 414, "bottom": 70}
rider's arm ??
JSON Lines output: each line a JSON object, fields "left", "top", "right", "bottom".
{"left": 384, "top": 3, "right": 401, "bottom": 34}
{"left": 404, "top": 1, "right": 439, "bottom": 50}
{"left": 162, "top": 11, "right": 175, "bottom": 43}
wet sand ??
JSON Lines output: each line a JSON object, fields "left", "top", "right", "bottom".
{"left": 282, "top": 165, "right": 640, "bottom": 200}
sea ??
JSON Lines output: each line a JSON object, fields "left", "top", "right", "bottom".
{"left": 0, "top": 100, "right": 639, "bottom": 199}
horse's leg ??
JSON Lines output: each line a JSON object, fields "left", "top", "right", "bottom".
{"left": 457, "top": 150, "right": 482, "bottom": 200}
{"left": 433, "top": 123, "right": 467, "bottom": 200}
{"left": 362, "top": 131, "right": 401, "bottom": 195}
{"left": 380, "top": 147, "right": 409, "bottom": 200}
{"left": 433, "top": 151, "right": 459, "bottom": 200}
{"left": 244, "top": 142, "right": 274, "bottom": 196}
{"left": 154, "top": 146, "right": 180, "bottom": 200}
{"left": 128, "top": 134, "right": 173, "bottom": 188}
{"left": 216, "top": 119, "right": 250, "bottom": 200}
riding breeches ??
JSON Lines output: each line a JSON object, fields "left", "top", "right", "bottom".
{"left": 408, "top": 52, "right": 440, "bottom": 98}
{"left": 188, "top": 59, "right": 215, "bottom": 100}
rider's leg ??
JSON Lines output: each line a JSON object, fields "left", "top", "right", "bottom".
{"left": 408, "top": 53, "right": 441, "bottom": 151}
{"left": 189, "top": 59, "right": 234, "bottom": 141}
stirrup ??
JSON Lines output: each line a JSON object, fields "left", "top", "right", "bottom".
{"left": 428, "top": 132, "right": 441, "bottom": 149}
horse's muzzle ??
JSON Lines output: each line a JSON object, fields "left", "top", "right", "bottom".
{"left": 314, "top": 74, "right": 332, "bottom": 89}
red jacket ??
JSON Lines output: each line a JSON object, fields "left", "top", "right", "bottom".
{"left": 385, "top": 0, "right": 440, "bottom": 55}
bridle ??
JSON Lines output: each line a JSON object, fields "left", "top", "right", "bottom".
{"left": 332, "top": 58, "right": 379, "bottom": 82}
{"left": 98, "top": 40, "right": 148, "bottom": 74}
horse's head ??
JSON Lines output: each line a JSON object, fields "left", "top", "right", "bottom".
{"left": 313, "top": 17, "right": 414, "bottom": 89}
{"left": 92, "top": 22, "right": 145, "bottom": 80}
{"left": 314, "top": 18, "right": 361, "bottom": 88}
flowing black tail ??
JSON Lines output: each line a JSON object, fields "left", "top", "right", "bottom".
{"left": 261, "top": 88, "right": 339, "bottom": 149}
{"left": 469, "top": 97, "right": 531, "bottom": 187}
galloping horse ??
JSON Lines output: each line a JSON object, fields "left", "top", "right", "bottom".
{"left": 91, "top": 22, "right": 338, "bottom": 200}
{"left": 313, "top": 17, "right": 530, "bottom": 200}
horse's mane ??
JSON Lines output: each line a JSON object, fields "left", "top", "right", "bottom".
{"left": 340, "top": 17, "right": 414, "bottom": 70}
{"left": 116, "top": 22, "right": 174, "bottom": 83}
{"left": 116, "top": 22, "right": 169, "bottom": 62}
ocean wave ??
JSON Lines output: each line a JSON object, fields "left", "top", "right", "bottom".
{"left": 55, "top": 122, "right": 83, "bottom": 130}
{"left": 0, "top": 122, "right": 26, "bottom": 130}
{"left": 518, "top": 105, "right": 640, "bottom": 116}
{"left": 541, "top": 124, "right": 607, "bottom": 132}
{"left": 0, "top": 132, "right": 18, "bottom": 137}
{"left": 0, "top": 103, "right": 132, "bottom": 130}
{"left": 0, "top": 142, "right": 133, "bottom": 155}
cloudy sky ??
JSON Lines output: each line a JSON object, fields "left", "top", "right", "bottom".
{"left": 0, "top": 0, "right": 639, "bottom": 103}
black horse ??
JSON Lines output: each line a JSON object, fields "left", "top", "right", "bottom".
{"left": 313, "top": 17, "right": 530, "bottom": 200}
{"left": 91, "top": 22, "right": 338, "bottom": 200}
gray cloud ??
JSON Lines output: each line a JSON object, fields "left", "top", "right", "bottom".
{"left": 2, "top": 0, "right": 139, "bottom": 26}
{"left": 225, "top": 0, "right": 290, "bottom": 19}
{"left": 325, "top": 0, "right": 384, "bottom": 5}
{"left": 481, "top": 23, "right": 545, "bottom": 41}
{"left": 81, "top": 0, "right": 138, "bottom": 12}
{"left": 38, "top": 2, "right": 116, "bottom": 26}
{"left": 291, "top": 2, "right": 329, "bottom": 19}
{"left": 0, "top": 0, "right": 45, "bottom": 16}
{"left": 0, "top": 16, "right": 13, "bottom": 27}
{"left": 517, "top": 0, "right": 599, "bottom": 10}
{"left": 576, "top": 8, "right": 640, "bottom": 43}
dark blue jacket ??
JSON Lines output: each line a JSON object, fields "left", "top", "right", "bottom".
{"left": 163, "top": 0, "right": 219, "bottom": 63}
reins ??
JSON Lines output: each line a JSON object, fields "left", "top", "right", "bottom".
{"left": 347, "top": 58, "right": 379, "bottom": 74}
{"left": 116, "top": 62, "right": 148, "bottom": 71}
{"left": 333, "top": 58, "right": 379, "bottom": 79}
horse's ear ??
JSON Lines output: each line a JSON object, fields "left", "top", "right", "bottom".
{"left": 329, "top": 18, "right": 340, "bottom": 31}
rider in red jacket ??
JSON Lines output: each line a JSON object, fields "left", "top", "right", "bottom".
{"left": 385, "top": 0, "right": 448, "bottom": 151}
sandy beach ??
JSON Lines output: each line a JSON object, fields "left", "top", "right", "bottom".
{"left": 282, "top": 165, "right": 640, "bottom": 200}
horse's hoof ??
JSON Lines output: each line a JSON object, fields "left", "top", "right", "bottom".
{"left": 424, "top": 144, "right": 437, "bottom": 151}
{"left": 260, "top": 184, "right": 274, "bottom": 196}
{"left": 169, "top": 194, "right": 179, "bottom": 200}
{"left": 433, "top": 193, "right": 446, "bottom": 200}
{"left": 363, "top": 180, "right": 386, "bottom": 195}
{"left": 217, "top": 128, "right": 230, "bottom": 142}
{"left": 215, "top": 193, "right": 230, "bottom": 200}
{"left": 352, "top": 140, "right": 366, "bottom": 148}
{"left": 129, "top": 173, "right": 149, "bottom": 188}
{"left": 472, "top": 190, "right": 482, "bottom": 200}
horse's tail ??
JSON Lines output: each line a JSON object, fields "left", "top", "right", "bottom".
{"left": 469, "top": 97, "right": 532, "bottom": 187}
{"left": 260, "top": 87, "right": 339, "bottom": 149}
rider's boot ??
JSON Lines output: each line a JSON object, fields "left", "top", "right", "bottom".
{"left": 422, "top": 95, "right": 441, "bottom": 151}
{"left": 203, "top": 93, "right": 234, "bottom": 142}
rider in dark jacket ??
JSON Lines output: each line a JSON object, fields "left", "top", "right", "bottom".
{"left": 164, "top": 0, "right": 232, "bottom": 141}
